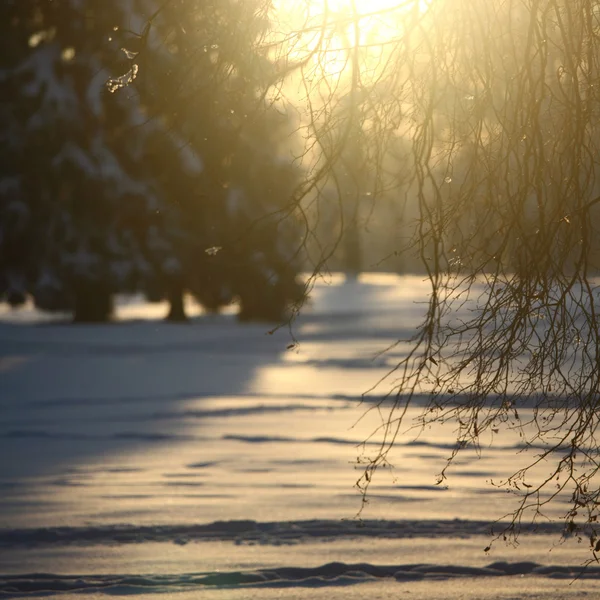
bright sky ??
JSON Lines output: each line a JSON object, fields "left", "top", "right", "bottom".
{"left": 269, "top": 0, "right": 433, "bottom": 85}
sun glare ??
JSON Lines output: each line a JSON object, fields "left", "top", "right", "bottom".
{"left": 271, "top": 0, "right": 434, "bottom": 86}
{"left": 322, "top": 0, "right": 431, "bottom": 16}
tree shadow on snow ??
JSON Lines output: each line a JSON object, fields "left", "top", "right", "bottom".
{"left": 0, "top": 314, "right": 293, "bottom": 515}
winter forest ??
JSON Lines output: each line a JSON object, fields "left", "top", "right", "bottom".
{"left": 1, "top": 0, "right": 309, "bottom": 323}
{"left": 4, "top": 0, "right": 600, "bottom": 598}
{"left": 6, "top": 0, "right": 600, "bottom": 323}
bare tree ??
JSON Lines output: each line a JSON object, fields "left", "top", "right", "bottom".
{"left": 266, "top": 0, "right": 600, "bottom": 557}
{"left": 138, "top": 0, "right": 600, "bottom": 556}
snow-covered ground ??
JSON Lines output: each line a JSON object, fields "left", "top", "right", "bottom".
{"left": 1, "top": 274, "right": 598, "bottom": 598}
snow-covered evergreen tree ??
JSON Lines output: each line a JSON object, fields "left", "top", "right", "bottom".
{"left": 0, "top": 0, "right": 197, "bottom": 321}
{"left": 1, "top": 0, "right": 304, "bottom": 322}
{"left": 135, "top": 0, "right": 305, "bottom": 321}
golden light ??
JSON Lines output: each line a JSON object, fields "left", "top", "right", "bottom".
{"left": 270, "top": 0, "right": 434, "bottom": 89}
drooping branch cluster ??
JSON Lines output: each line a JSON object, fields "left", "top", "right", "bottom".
{"left": 270, "top": 0, "right": 600, "bottom": 554}
{"left": 127, "top": 0, "right": 600, "bottom": 552}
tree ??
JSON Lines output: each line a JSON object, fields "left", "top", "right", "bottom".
{"left": 0, "top": 0, "right": 305, "bottom": 323}
{"left": 270, "top": 0, "right": 600, "bottom": 555}
{"left": 131, "top": 0, "right": 306, "bottom": 321}
{"left": 0, "top": 0, "right": 187, "bottom": 322}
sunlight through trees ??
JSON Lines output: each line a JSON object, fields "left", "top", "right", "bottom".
{"left": 3, "top": 0, "right": 600, "bottom": 558}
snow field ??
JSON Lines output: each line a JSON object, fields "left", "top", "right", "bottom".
{"left": 0, "top": 275, "right": 598, "bottom": 598}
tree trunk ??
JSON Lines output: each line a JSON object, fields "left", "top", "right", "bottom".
{"left": 343, "top": 219, "right": 362, "bottom": 279}
{"left": 73, "top": 281, "right": 113, "bottom": 323}
{"left": 166, "top": 281, "right": 188, "bottom": 322}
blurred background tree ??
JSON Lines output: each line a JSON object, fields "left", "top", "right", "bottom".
{"left": 0, "top": 0, "right": 304, "bottom": 322}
